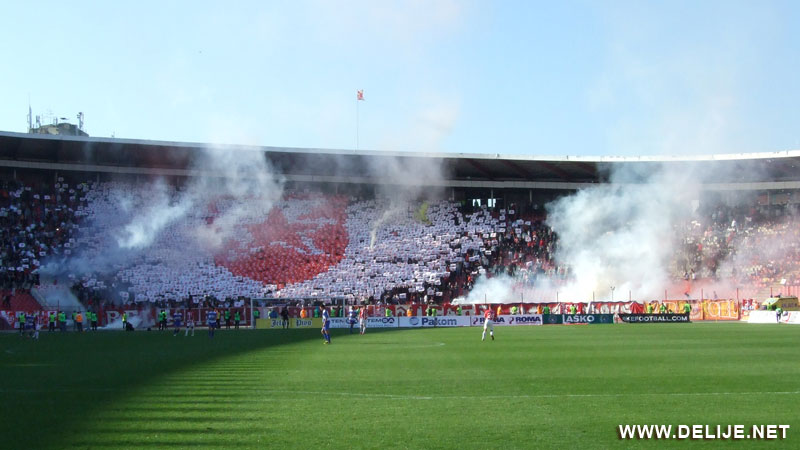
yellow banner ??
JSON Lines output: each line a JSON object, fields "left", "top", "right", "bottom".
{"left": 256, "top": 318, "right": 287, "bottom": 329}
{"left": 256, "top": 317, "right": 322, "bottom": 329}
{"left": 290, "top": 317, "right": 322, "bottom": 328}
{"left": 662, "top": 300, "right": 736, "bottom": 320}
{"left": 667, "top": 301, "right": 704, "bottom": 321}
{"left": 702, "top": 299, "right": 739, "bottom": 320}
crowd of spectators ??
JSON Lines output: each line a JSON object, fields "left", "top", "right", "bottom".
{"left": 454, "top": 202, "right": 800, "bottom": 302}
{"left": 671, "top": 202, "right": 800, "bottom": 287}
{"left": 57, "top": 181, "right": 514, "bottom": 307}
{"left": 0, "top": 177, "right": 87, "bottom": 294}
{"left": 2, "top": 175, "right": 800, "bottom": 312}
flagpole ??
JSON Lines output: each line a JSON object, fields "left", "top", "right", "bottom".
{"left": 356, "top": 96, "right": 360, "bottom": 150}
{"left": 356, "top": 90, "right": 364, "bottom": 150}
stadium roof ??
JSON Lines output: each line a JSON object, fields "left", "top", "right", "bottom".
{"left": 1, "top": 130, "right": 800, "bottom": 190}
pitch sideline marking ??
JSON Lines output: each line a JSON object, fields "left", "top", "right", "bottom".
{"left": 2, "top": 387, "right": 799, "bottom": 399}
{"left": 1, "top": 363, "right": 54, "bottom": 367}
{"left": 268, "top": 389, "right": 800, "bottom": 401}
{"left": 258, "top": 342, "right": 446, "bottom": 352}
{"left": 6, "top": 388, "right": 800, "bottom": 400}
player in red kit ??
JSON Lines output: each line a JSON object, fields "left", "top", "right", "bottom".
{"left": 482, "top": 306, "right": 495, "bottom": 341}
{"left": 359, "top": 305, "right": 368, "bottom": 335}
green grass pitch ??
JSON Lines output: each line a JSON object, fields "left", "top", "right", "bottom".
{"left": 1, "top": 323, "right": 799, "bottom": 449}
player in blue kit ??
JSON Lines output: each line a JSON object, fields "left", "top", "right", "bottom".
{"left": 207, "top": 309, "right": 218, "bottom": 338}
{"left": 348, "top": 306, "right": 358, "bottom": 334}
{"left": 173, "top": 310, "right": 183, "bottom": 336}
{"left": 25, "top": 312, "right": 36, "bottom": 339}
{"left": 321, "top": 306, "right": 331, "bottom": 344}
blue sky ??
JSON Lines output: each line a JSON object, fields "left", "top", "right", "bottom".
{"left": 2, "top": 0, "right": 799, "bottom": 157}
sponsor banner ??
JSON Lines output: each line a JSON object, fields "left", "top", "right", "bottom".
{"left": 553, "top": 302, "right": 644, "bottom": 315}
{"left": 471, "top": 315, "right": 505, "bottom": 327}
{"left": 781, "top": 311, "right": 800, "bottom": 324}
{"left": 542, "top": 314, "right": 562, "bottom": 325}
{"left": 399, "top": 316, "right": 471, "bottom": 328}
{"left": 257, "top": 318, "right": 289, "bottom": 329}
{"left": 503, "top": 314, "right": 543, "bottom": 326}
{"left": 365, "top": 317, "right": 398, "bottom": 328}
{"left": 291, "top": 317, "right": 322, "bottom": 329}
{"left": 258, "top": 317, "right": 321, "bottom": 329}
{"left": 618, "top": 314, "right": 691, "bottom": 323}
{"left": 747, "top": 310, "right": 779, "bottom": 324}
{"left": 329, "top": 317, "right": 353, "bottom": 329}
{"left": 561, "top": 314, "right": 614, "bottom": 325}
{"left": 469, "top": 315, "right": 541, "bottom": 326}
{"left": 330, "top": 317, "right": 397, "bottom": 328}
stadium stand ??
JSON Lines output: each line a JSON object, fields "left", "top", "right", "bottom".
{"left": 1, "top": 144, "right": 799, "bottom": 315}
{"left": 0, "top": 176, "right": 90, "bottom": 310}
{"left": 62, "top": 182, "right": 510, "bottom": 305}
{"left": 2, "top": 176, "right": 800, "bottom": 312}
{"left": 1, "top": 289, "right": 40, "bottom": 311}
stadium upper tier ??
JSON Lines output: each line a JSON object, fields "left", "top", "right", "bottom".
{"left": 1, "top": 175, "right": 799, "bottom": 307}
{"left": 1, "top": 131, "right": 800, "bottom": 307}
{"left": 2, "top": 131, "right": 800, "bottom": 188}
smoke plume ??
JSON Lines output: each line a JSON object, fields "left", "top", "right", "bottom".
{"left": 366, "top": 154, "right": 448, "bottom": 249}
{"left": 545, "top": 162, "right": 701, "bottom": 301}
{"left": 39, "top": 143, "right": 284, "bottom": 304}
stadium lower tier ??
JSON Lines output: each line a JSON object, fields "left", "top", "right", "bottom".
{"left": 0, "top": 298, "right": 771, "bottom": 330}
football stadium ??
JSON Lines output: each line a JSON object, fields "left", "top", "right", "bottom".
{"left": 1, "top": 129, "right": 799, "bottom": 448}
{"left": 4, "top": 3, "right": 800, "bottom": 449}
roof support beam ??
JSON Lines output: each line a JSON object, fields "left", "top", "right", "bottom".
{"left": 537, "top": 161, "right": 573, "bottom": 182}
{"left": 465, "top": 158, "right": 495, "bottom": 179}
{"left": 572, "top": 161, "right": 597, "bottom": 177}
{"left": 500, "top": 159, "right": 534, "bottom": 179}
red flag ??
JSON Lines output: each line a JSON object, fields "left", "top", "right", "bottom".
{"left": 357, "top": 90, "right": 364, "bottom": 101}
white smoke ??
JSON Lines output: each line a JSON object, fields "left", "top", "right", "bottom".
{"left": 116, "top": 180, "right": 192, "bottom": 249}
{"left": 190, "top": 145, "right": 284, "bottom": 249}
{"left": 455, "top": 158, "right": 800, "bottom": 304}
{"left": 463, "top": 273, "right": 518, "bottom": 304}
{"left": 114, "top": 144, "right": 283, "bottom": 253}
{"left": 39, "top": 143, "right": 284, "bottom": 302}
{"left": 365, "top": 154, "right": 448, "bottom": 250}
{"left": 369, "top": 208, "right": 399, "bottom": 250}
{"left": 545, "top": 163, "right": 701, "bottom": 301}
